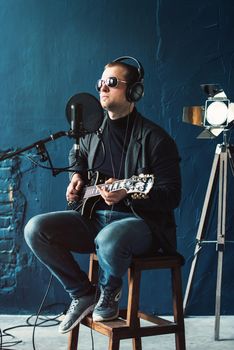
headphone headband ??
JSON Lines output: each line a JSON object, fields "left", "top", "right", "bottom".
{"left": 112, "top": 55, "right": 144, "bottom": 82}
{"left": 111, "top": 55, "right": 144, "bottom": 102}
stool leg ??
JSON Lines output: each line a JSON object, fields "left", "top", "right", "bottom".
{"left": 89, "top": 253, "right": 99, "bottom": 284}
{"left": 127, "top": 265, "right": 142, "bottom": 350}
{"left": 108, "top": 335, "right": 120, "bottom": 350}
{"left": 172, "top": 266, "right": 186, "bottom": 350}
{"left": 68, "top": 323, "right": 80, "bottom": 350}
{"left": 132, "top": 326, "right": 142, "bottom": 350}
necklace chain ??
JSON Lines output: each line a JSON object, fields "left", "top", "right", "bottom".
{"left": 107, "top": 115, "right": 130, "bottom": 179}
{"left": 106, "top": 115, "right": 130, "bottom": 219}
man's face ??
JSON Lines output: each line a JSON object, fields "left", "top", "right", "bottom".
{"left": 98, "top": 65, "right": 132, "bottom": 117}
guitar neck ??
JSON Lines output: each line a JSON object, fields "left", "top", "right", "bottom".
{"left": 83, "top": 180, "right": 124, "bottom": 199}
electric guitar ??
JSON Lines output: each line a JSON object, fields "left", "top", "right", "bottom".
{"left": 68, "top": 172, "right": 154, "bottom": 217}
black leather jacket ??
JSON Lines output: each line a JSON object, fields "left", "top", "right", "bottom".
{"left": 69, "top": 110, "right": 181, "bottom": 253}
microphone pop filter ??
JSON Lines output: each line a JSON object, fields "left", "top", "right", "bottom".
{"left": 66, "top": 93, "right": 104, "bottom": 133}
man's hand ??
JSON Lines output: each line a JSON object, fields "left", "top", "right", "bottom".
{"left": 97, "top": 178, "right": 127, "bottom": 206}
{"left": 66, "top": 173, "right": 84, "bottom": 203}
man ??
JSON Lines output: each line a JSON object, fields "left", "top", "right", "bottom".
{"left": 24, "top": 56, "right": 181, "bottom": 334}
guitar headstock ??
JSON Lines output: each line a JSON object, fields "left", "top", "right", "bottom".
{"left": 123, "top": 174, "right": 154, "bottom": 198}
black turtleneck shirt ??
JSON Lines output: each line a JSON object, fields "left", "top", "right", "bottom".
{"left": 93, "top": 108, "right": 136, "bottom": 211}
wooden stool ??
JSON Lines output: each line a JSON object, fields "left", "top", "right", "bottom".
{"left": 68, "top": 253, "right": 186, "bottom": 350}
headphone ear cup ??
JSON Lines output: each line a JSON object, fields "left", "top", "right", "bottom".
{"left": 126, "top": 82, "right": 144, "bottom": 102}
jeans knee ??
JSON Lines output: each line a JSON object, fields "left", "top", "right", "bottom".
{"left": 95, "top": 234, "right": 111, "bottom": 256}
{"left": 95, "top": 232, "right": 125, "bottom": 260}
{"left": 24, "top": 215, "right": 43, "bottom": 248}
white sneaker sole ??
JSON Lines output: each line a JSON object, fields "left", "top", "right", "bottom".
{"left": 92, "top": 309, "right": 119, "bottom": 322}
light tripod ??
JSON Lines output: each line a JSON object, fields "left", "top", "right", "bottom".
{"left": 183, "top": 131, "right": 234, "bottom": 340}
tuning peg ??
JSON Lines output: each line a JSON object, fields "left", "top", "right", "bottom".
{"left": 131, "top": 193, "right": 140, "bottom": 199}
{"left": 131, "top": 193, "right": 149, "bottom": 200}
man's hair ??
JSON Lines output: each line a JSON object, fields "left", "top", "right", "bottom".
{"left": 104, "top": 61, "right": 139, "bottom": 86}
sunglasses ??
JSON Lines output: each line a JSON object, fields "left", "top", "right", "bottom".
{"left": 96, "top": 77, "right": 128, "bottom": 92}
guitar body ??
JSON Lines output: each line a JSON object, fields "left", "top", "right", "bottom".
{"left": 80, "top": 172, "right": 104, "bottom": 218}
{"left": 67, "top": 172, "right": 104, "bottom": 218}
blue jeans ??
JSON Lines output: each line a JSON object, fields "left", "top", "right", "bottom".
{"left": 24, "top": 210, "right": 153, "bottom": 298}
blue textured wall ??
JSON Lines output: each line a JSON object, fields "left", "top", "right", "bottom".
{"left": 1, "top": 0, "right": 234, "bottom": 316}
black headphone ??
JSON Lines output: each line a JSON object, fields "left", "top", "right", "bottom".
{"left": 112, "top": 56, "right": 144, "bottom": 102}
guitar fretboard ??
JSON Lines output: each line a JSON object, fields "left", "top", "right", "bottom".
{"left": 84, "top": 180, "right": 125, "bottom": 199}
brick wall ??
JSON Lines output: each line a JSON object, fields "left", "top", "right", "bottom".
{"left": 0, "top": 155, "right": 26, "bottom": 294}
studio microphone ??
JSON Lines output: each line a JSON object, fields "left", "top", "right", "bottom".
{"left": 70, "top": 103, "right": 82, "bottom": 161}
{"left": 66, "top": 92, "right": 104, "bottom": 135}
{"left": 70, "top": 103, "right": 83, "bottom": 138}
{"left": 66, "top": 93, "right": 104, "bottom": 163}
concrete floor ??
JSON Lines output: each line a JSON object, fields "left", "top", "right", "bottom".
{"left": 0, "top": 315, "right": 234, "bottom": 349}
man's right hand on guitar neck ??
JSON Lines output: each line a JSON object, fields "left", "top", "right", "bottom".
{"left": 66, "top": 173, "right": 84, "bottom": 203}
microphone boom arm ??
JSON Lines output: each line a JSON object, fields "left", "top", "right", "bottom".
{"left": 0, "top": 130, "right": 68, "bottom": 162}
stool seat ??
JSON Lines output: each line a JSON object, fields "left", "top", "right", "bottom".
{"left": 68, "top": 253, "right": 186, "bottom": 350}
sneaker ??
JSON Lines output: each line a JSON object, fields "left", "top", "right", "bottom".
{"left": 58, "top": 291, "right": 96, "bottom": 333}
{"left": 92, "top": 286, "right": 122, "bottom": 322}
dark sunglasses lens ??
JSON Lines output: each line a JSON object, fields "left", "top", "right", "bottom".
{"left": 96, "top": 77, "right": 118, "bottom": 91}
{"left": 107, "top": 77, "right": 117, "bottom": 87}
{"left": 96, "top": 79, "right": 102, "bottom": 91}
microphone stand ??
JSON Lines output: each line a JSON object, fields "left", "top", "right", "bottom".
{"left": 0, "top": 130, "right": 72, "bottom": 176}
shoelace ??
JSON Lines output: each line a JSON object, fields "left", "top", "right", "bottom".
{"left": 68, "top": 299, "right": 79, "bottom": 313}
{"left": 97, "top": 289, "right": 114, "bottom": 308}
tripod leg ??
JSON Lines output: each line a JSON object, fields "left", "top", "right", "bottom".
{"left": 183, "top": 144, "right": 221, "bottom": 312}
{"left": 214, "top": 146, "right": 227, "bottom": 340}
{"left": 215, "top": 251, "right": 224, "bottom": 340}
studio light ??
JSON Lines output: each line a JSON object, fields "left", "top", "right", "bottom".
{"left": 183, "top": 84, "right": 234, "bottom": 138}
{"left": 183, "top": 83, "right": 234, "bottom": 341}
{"left": 205, "top": 100, "right": 228, "bottom": 127}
